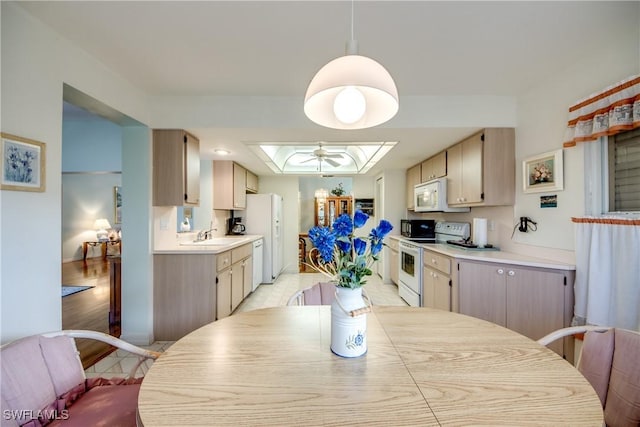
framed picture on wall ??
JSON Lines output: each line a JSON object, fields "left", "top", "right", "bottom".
{"left": 114, "top": 186, "right": 122, "bottom": 224}
{"left": 1, "top": 133, "right": 46, "bottom": 192}
{"left": 522, "top": 149, "right": 564, "bottom": 194}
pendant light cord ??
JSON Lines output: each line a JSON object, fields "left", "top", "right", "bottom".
{"left": 346, "top": 0, "right": 358, "bottom": 55}
{"left": 351, "top": 0, "right": 354, "bottom": 42}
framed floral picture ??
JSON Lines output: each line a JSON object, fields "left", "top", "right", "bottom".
{"left": 114, "top": 186, "right": 122, "bottom": 224}
{"left": 1, "top": 133, "right": 46, "bottom": 192}
{"left": 522, "top": 149, "right": 563, "bottom": 194}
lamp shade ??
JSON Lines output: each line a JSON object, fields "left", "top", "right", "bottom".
{"left": 94, "top": 218, "right": 111, "bottom": 241}
{"left": 304, "top": 54, "right": 399, "bottom": 130}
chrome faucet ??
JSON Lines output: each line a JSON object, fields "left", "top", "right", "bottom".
{"left": 196, "top": 222, "right": 217, "bottom": 241}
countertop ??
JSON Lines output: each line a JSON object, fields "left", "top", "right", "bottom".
{"left": 389, "top": 235, "right": 575, "bottom": 271}
{"left": 153, "top": 234, "right": 263, "bottom": 255}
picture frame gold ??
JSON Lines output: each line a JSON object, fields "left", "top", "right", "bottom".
{"left": 522, "top": 149, "right": 563, "bottom": 194}
{"left": 114, "top": 186, "right": 122, "bottom": 224}
{"left": 1, "top": 132, "right": 46, "bottom": 192}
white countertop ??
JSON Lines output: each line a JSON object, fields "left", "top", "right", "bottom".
{"left": 389, "top": 235, "right": 575, "bottom": 271}
{"left": 153, "top": 234, "right": 263, "bottom": 255}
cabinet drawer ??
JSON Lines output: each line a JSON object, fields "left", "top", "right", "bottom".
{"left": 232, "top": 243, "right": 252, "bottom": 263}
{"left": 423, "top": 251, "right": 451, "bottom": 275}
{"left": 217, "top": 251, "right": 231, "bottom": 271}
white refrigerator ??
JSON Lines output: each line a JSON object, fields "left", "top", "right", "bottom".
{"left": 245, "top": 193, "right": 284, "bottom": 284}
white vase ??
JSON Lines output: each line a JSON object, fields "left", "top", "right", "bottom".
{"left": 331, "top": 286, "right": 368, "bottom": 358}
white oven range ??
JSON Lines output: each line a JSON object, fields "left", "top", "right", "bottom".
{"left": 397, "top": 222, "right": 470, "bottom": 307}
{"left": 398, "top": 240, "right": 423, "bottom": 307}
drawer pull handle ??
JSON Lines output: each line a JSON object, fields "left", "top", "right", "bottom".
{"left": 508, "top": 270, "right": 515, "bottom": 276}
{"left": 497, "top": 268, "right": 504, "bottom": 275}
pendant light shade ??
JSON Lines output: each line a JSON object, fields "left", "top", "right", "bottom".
{"left": 304, "top": 54, "right": 399, "bottom": 129}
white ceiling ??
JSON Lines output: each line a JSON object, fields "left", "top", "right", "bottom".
{"left": 20, "top": 1, "right": 638, "bottom": 176}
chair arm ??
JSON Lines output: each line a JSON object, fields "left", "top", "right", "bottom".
{"left": 42, "top": 330, "right": 161, "bottom": 378}
{"left": 537, "top": 325, "right": 611, "bottom": 346}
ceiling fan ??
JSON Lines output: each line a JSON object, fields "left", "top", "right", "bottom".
{"left": 301, "top": 142, "right": 344, "bottom": 167}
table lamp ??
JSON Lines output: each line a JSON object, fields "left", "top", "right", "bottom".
{"left": 94, "top": 218, "right": 111, "bottom": 242}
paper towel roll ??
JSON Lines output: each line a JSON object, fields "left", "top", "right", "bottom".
{"left": 473, "top": 218, "right": 488, "bottom": 248}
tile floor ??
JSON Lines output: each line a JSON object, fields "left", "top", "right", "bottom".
{"left": 84, "top": 272, "right": 406, "bottom": 378}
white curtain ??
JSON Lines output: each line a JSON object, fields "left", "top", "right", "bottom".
{"left": 573, "top": 217, "right": 640, "bottom": 331}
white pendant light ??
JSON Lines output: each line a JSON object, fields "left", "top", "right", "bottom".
{"left": 304, "top": 3, "right": 398, "bottom": 130}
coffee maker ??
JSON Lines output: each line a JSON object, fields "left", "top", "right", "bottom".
{"left": 228, "top": 217, "right": 246, "bottom": 235}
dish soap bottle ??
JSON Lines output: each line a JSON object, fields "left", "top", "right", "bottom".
{"left": 180, "top": 217, "right": 191, "bottom": 232}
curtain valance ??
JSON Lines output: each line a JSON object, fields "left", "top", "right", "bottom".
{"left": 564, "top": 75, "right": 640, "bottom": 148}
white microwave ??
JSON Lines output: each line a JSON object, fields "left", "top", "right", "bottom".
{"left": 414, "top": 178, "right": 469, "bottom": 212}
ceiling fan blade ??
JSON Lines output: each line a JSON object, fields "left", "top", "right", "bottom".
{"left": 325, "top": 158, "right": 340, "bottom": 167}
{"left": 325, "top": 153, "right": 343, "bottom": 159}
{"left": 300, "top": 157, "right": 317, "bottom": 163}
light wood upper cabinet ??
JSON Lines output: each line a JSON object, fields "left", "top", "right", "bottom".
{"left": 447, "top": 128, "right": 515, "bottom": 207}
{"left": 406, "top": 164, "right": 421, "bottom": 210}
{"left": 213, "top": 161, "right": 248, "bottom": 210}
{"left": 246, "top": 170, "right": 259, "bottom": 193}
{"left": 420, "top": 151, "right": 447, "bottom": 182}
{"left": 153, "top": 129, "right": 200, "bottom": 206}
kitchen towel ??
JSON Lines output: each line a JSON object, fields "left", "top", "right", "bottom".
{"left": 473, "top": 218, "right": 488, "bottom": 247}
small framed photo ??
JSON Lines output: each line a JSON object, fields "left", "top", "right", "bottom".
{"left": 114, "top": 186, "right": 122, "bottom": 224}
{"left": 522, "top": 149, "right": 563, "bottom": 194}
{"left": 1, "top": 133, "right": 46, "bottom": 192}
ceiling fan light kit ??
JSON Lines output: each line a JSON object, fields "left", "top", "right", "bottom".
{"left": 304, "top": 5, "right": 398, "bottom": 130}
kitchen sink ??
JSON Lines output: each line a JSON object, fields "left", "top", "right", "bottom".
{"left": 180, "top": 237, "right": 248, "bottom": 246}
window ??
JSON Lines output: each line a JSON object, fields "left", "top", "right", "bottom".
{"left": 584, "top": 128, "right": 640, "bottom": 216}
{"left": 607, "top": 128, "right": 640, "bottom": 212}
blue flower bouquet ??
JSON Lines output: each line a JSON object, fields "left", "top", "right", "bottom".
{"left": 307, "top": 210, "right": 393, "bottom": 289}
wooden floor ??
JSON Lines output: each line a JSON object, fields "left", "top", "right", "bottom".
{"left": 62, "top": 257, "right": 114, "bottom": 368}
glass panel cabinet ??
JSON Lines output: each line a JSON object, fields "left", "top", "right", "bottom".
{"left": 315, "top": 196, "right": 352, "bottom": 227}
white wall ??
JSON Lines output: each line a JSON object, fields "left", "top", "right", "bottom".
{"left": 61, "top": 115, "right": 123, "bottom": 261}
{"left": 509, "top": 29, "right": 639, "bottom": 262}
{"left": 1, "top": 3, "right": 149, "bottom": 343}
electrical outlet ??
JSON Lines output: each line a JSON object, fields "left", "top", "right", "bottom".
{"left": 160, "top": 218, "right": 169, "bottom": 230}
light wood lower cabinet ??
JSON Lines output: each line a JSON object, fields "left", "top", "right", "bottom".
{"left": 457, "top": 260, "right": 574, "bottom": 358}
{"left": 388, "top": 238, "right": 399, "bottom": 285}
{"left": 153, "top": 254, "right": 216, "bottom": 341}
{"left": 422, "top": 250, "right": 453, "bottom": 311}
{"left": 217, "top": 243, "right": 253, "bottom": 320}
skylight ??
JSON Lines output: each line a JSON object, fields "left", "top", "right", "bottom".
{"left": 246, "top": 141, "right": 397, "bottom": 174}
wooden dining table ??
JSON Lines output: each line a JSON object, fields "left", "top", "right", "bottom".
{"left": 137, "top": 306, "right": 603, "bottom": 426}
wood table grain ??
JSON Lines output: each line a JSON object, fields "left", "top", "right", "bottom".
{"left": 137, "top": 306, "right": 603, "bottom": 426}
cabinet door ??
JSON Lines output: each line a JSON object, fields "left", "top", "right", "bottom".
{"left": 246, "top": 170, "right": 259, "bottom": 193}
{"left": 184, "top": 132, "right": 200, "bottom": 205}
{"left": 446, "top": 143, "right": 463, "bottom": 205}
{"left": 458, "top": 261, "right": 507, "bottom": 326}
{"left": 231, "top": 261, "right": 244, "bottom": 311}
{"left": 460, "top": 133, "right": 483, "bottom": 204}
{"left": 390, "top": 249, "right": 399, "bottom": 285}
{"left": 421, "top": 151, "right": 446, "bottom": 182}
{"left": 423, "top": 266, "right": 451, "bottom": 311}
{"left": 216, "top": 267, "right": 232, "bottom": 319}
{"left": 243, "top": 257, "right": 253, "bottom": 298}
{"left": 154, "top": 254, "right": 215, "bottom": 340}
{"left": 153, "top": 130, "right": 200, "bottom": 207}
{"left": 406, "top": 164, "right": 421, "bottom": 209}
{"left": 233, "top": 163, "right": 247, "bottom": 209}
{"left": 506, "top": 267, "right": 566, "bottom": 354}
